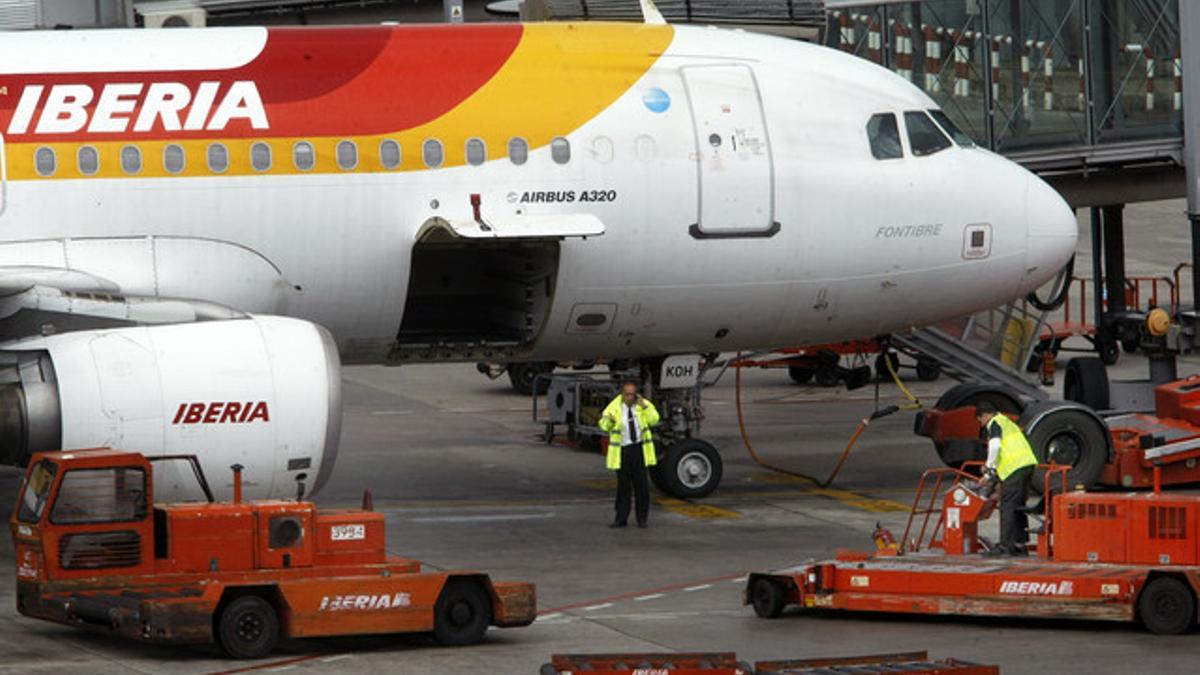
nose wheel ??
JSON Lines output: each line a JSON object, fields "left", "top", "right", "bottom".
{"left": 655, "top": 439, "right": 723, "bottom": 499}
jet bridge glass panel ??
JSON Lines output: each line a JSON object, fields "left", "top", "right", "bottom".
{"left": 682, "top": 64, "right": 777, "bottom": 237}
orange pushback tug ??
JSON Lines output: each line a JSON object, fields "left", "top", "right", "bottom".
{"left": 747, "top": 463, "right": 1200, "bottom": 634}
{"left": 10, "top": 449, "right": 535, "bottom": 658}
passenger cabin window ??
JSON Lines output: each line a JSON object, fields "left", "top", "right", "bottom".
{"left": 866, "top": 113, "right": 903, "bottom": 160}
{"left": 465, "top": 138, "right": 486, "bottom": 166}
{"left": 904, "top": 111, "right": 952, "bottom": 157}
{"left": 551, "top": 137, "right": 571, "bottom": 164}
{"left": 928, "top": 109, "right": 976, "bottom": 148}
{"left": 207, "top": 143, "right": 229, "bottom": 173}
{"left": 251, "top": 142, "right": 272, "bottom": 171}
{"left": 336, "top": 140, "right": 358, "bottom": 170}
{"left": 50, "top": 467, "right": 147, "bottom": 525}
{"left": 163, "top": 144, "right": 185, "bottom": 174}
{"left": 120, "top": 145, "right": 142, "bottom": 175}
{"left": 78, "top": 146, "right": 99, "bottom": 175}
{"left": 293, "top": 141, "right": 315, "bottom": 171}
{"left": 379, "top": 139, "right": 401, "bottom": 169}
{"left": 34, "top": 147, "right": 55, "bottom": 176}
{"left": 508, "top": 137, "right": 528, "bottom": 165}
{"left": 422, "top": 139, "right": 444, "bottom": 168}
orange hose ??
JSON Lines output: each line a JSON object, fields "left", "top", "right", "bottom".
{"left": 734, "top": 354, "right": 873, "bottom": 488}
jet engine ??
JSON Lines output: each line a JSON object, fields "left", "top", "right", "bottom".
{"left": 0, "top": 316, "right": 341, "bottom": 500}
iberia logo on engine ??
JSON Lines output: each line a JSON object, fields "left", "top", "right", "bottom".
{"left": 998, "top": 580, "right": 1074, "bottom": 596}
{"left": 172, "top": 402, "right": 270, "bottom": 425}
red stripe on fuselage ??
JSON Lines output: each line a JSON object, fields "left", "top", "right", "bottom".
{"left": 0, "top": 25, "right": 522, "bottom": 142}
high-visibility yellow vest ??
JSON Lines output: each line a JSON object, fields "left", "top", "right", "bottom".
{"left": 597, "top": 395, "right": 660, "bottom": 470}
{"left": 989, "top": 415, "right": 1038, "bottom": 480}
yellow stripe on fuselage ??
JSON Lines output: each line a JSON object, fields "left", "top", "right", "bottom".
{"left": 3, "top": 23, "right": 674, "bottom": 181}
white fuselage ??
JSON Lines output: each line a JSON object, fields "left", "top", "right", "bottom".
{"left": 0, "top": 24, "right": 1078, "bottom": 364}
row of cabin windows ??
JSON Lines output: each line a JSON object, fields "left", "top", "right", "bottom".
{"left": 31, "top": 136, "right": 573, "bottom": 177}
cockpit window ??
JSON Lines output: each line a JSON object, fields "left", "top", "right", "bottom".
{"left": 866, "top": 113, "right": 903, "bottom": 160}
{"left": 928, "top": 109, "right": 976, "bottom": 147}
{"left": 904, "top": 111, "right": 953, "bottom": 157}
{"left": 18, "top": 460, "right": 57, "bottom": 523}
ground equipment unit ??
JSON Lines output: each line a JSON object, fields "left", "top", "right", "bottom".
{"left": 747, "top": 464, "right": 1200, "bottom": 634}
{"left": 11, "top": 449, "right": 536, "bottom": 658}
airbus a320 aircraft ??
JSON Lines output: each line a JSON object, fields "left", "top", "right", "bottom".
{"left": 0, "top": 20, "right": 1076, "bottom": 501}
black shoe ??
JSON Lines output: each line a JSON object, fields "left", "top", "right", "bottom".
{"left": 636, "top": 522, "right": 648, "bottom": 529}
{"left": 609, "top": 521, "right": 627, "bottom": 529}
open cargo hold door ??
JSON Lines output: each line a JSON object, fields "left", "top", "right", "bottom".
{"left": 397, "top": 209, "right": 606, "bottom": 361}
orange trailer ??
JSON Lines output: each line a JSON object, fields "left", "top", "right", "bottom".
{"left": 747, "top": 464, "right": 1200, "bottom": 635}
{"left": 10, "top": 449, "right": 535, "bottom": 658}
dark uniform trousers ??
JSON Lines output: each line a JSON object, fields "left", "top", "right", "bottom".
{"left": 614, "top": 444, "right": 650, "bottom": 526}
{"left": 1000, "top": 464, "right": 1034, "bottom": 551}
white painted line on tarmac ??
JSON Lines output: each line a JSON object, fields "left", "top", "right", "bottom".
{"left": 408, "top": 513, "right": 555, "bottom": 523}
{"left": 268, "top": 667, "right": 297, "bottom": 673}
{"left": 583, "top": 603, "right": 613, "bottom": 612}
{"left": 683, "top": 584, "right": 712, "bottom": 592}
{"left": 633, "top": 593, "right": 664, "bottom": 602}
{"left": 369, "top": 410, "right": 413, "bottom": 416}
{"left": 321, "top": 655, "right": 353, "bottom": 663}
{"left": 536, "top": 613, "right": 563, "bottom": 622}
{"left": 730, "top": 576, "right": 748, "bottom": 583}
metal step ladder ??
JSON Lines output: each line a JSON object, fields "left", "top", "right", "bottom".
{"left": 893, "top": 299, "right": 1051, "bottom": 401}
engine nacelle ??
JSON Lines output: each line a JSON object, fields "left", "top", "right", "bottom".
{"left": 0, "top": 316, "right": 341, "bottom": 500}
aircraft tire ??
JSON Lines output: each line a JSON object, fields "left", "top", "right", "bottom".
{"left": 662, "top": 439, "right": 722, "bottom": 499}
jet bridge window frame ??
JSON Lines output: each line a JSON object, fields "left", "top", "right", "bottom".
{"left": 866, "top": 113, "right": 904, "bottom": 160}
{"left": 903, "top": 111, "right": 953, "bottom": 158}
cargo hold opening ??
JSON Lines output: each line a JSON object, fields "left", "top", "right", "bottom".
{"left": 396, "top": 232, "right": 559, "bottom": 359}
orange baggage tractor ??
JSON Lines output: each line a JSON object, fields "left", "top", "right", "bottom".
{"left": 10, "top": 449, "right": 535, "bottom": 658}
{"left": 747, "top": 463, "right": 1200, "bottom": 635}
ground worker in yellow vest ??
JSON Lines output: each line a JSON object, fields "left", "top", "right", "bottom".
{"left": 598, "top": 379, "right": 660, "bottom": 529}
{"left": 975, "top": 401, "right": 1039, "bottom": 556}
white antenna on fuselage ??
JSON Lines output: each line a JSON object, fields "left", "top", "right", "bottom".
{"left": 640, "top": 0, "right": 666, "bottom": 25}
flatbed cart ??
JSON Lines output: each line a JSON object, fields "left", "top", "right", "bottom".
{"left": 11, "top": 449, "right": 535, "bottom": 658}
{"left": 732, "top": 339, "right": 942, "bottom": 388}
{"left": 540, "top": 651, "right": 997, "bottom": 674}
{"left": 746, "top": 463, "right": 1200, "bottom": 635}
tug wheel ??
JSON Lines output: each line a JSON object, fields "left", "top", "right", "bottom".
{"left": 1022, "top": 405, "right": 1108, "bottom": 493}
{"left": 216, "top": 595, "right": 279, "bottom": 659}
{"left": 1139, "top": 577, "right": 1195, "bottom": 635}
{"left": 751, "top": 577, "right": 787, "bottom": 619}
{"left": 434, "top": 579, "right": 492, "bottom": 646}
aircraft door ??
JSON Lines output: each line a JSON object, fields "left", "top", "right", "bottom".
{"left": 682, "top": 64, "right": 777, "bottom": 238}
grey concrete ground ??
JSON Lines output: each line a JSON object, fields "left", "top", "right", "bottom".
{"left": 1, "top": 201, "right": 1199, "bottom": 674}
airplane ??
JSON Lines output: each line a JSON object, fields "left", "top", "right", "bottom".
{"left": 0, "top": 19, "right": 1077, "bottom": 502}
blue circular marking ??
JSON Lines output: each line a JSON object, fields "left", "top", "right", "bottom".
{"left": 642, "top": 87, "right": 671, "bottom": 113}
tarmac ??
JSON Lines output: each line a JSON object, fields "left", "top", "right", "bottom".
{"left": 1, "top": 200, "right": 1199, "bottom": 674}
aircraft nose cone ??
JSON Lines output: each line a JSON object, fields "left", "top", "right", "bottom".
{"left": 1024, "top": 174, "right": 1078, "bottom": 288}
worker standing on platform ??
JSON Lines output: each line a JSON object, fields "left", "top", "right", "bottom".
{"left": 598, "top": 379, "right": 660, "bottom": 529}
{"left": 975, "top": 402, "right": 1038, "bottom": 556}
